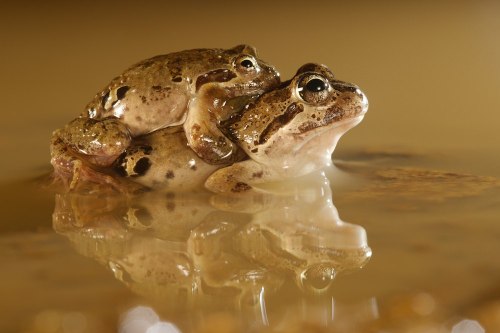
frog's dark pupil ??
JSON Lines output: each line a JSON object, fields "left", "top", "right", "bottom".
{"left": 241, "top": 59, "right": 254, "bottom": 68}
{"left": 306, "top": 79, "right": 327, "bottom": 92}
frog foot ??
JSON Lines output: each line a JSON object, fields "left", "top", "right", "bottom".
{"left": 50, "top": 139, "right": 142, "bottom": 193}
{"left": 56, "top": 158, "right": 145, "bottom": 193}
{"left": 204, "top": 164, "right": 256, "bottom": 194}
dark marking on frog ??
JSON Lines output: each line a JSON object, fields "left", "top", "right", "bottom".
{"left": 142, "top": 145, "right": 153, "bottom": 155}
{"left": 298, "top": 121, "right": 319, "bottom": 133}
{"left": 165, "top": 192, "right": 175, "bottom": 200}
{"left": 232, "top": 182, "right": 252, "bottom": 193}
{"left": 132, "top": 157, "right": 151, "bottom": 176}
{"left": 324, "top": 105, "right": 345, "bottom": 124}
{"left": 116, "top": 86, "right": 130, "bottom": 100}
{"left": 140, "top": 96, "right": 147, "bottom": 104}
{"left": 165, "top": 170, "right": 175, "bottom": 179}
{"left": 152, "top": 85, "right": 162, "bottom": 92}
{"left": 101, "top": 91, "right": 110, "bottom": 108}
{"left": 195, "top": 69, "right": 236, "bottom": 91}
{"left": 172, "top": 76, "right": 182, "bottom": 82}
{"left": 190, "top": 164, "right": 197, "bottom": 171}
{"left": 250, "top": 148, "right": 258, "bottom": 153}
{"left": 252, "top": 171, "right": 263, "bottom": 179}
{"left": 192, "top": 124, "right": 201, "bottom": 132}
{"left": 258, "top": 103, "right": 304, "bottom": 145}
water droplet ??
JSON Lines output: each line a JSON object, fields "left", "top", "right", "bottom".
{"left": 299, "top": 263, "right": 336, "bottom": 294}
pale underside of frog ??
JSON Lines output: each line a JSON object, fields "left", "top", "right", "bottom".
{"left": 112, "top": 63, "right": 368, "bottom": 193}
{"left": 50, "top": 45, "right": 280, "bottom": 189}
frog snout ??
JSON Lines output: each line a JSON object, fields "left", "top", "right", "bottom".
{"left": 358, "top": 89, "right": 369, "bottom": 114}
{"left": 332, "top": 81, "right": 369, "bottom": 114}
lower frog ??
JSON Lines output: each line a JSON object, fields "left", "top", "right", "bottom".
{"left": 114, "top": 63, "right": 368, "bottom": 193}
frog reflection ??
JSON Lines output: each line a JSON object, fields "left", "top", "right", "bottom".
{"left": 53, "top": 171, "right": 371, "bottom": 312}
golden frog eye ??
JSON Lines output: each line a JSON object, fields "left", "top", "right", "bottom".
{"left": 297, "top": 74, "right": 330, "bottom": 104}
{"left": 235, "top": 55, "right": 260, "bottom": 73}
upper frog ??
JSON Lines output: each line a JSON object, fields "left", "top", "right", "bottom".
{"left": 51, "top": 45, "right": 280, "bottom": 189}
{"left": 86, "top": 45, "right": 279, "bottom": 140}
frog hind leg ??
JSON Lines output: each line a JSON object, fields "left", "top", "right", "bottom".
{"left": 204, "top": 160, "right": 270, "bottom": 194}
{"left": 58, "top": 117, "right": 132, "bottom": 167}
{"left": 50, "top": 131, "right": 141, "bottom": 193}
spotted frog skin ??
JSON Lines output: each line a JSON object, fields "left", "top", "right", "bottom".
{"left": 117, "top": 63, "right": 368, "bottom": 193}
{"left": 51, "top": 45, "right": 280, "bottom": 189}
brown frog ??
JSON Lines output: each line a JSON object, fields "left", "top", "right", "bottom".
{"left": 115, "top": 63, "right": 368, "bottom": 193}
{"left": 51, "top": 45, "right": 280, "bottom": 188}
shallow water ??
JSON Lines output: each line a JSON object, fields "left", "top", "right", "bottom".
{"left": 2, "top": 1, "right": 500, "bottom": 332}
{"left": 2, "top": 149, "right": 500, "bottom": 333}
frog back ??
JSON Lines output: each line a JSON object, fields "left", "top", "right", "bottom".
{"left": 84, "top": 48, "right": 240, "bottom": 137}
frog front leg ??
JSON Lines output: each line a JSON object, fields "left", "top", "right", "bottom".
{"left": 50, "top": 117, "right": 132, "bottom": 189}
{"left": 183, "top": 87, "right": 246, "bottom": 165}
{"left": 204, "top": 160, "right": 273, "bottom": 194}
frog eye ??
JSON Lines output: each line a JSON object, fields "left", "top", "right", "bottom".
{"left": 241, "top": 59, "right": 254, "bottom": 68}
{"left": 235, "top": 55, "right": 260, "bottom": 73}
{"left": 297, "top": 75, "right": 330, "bottom": 104}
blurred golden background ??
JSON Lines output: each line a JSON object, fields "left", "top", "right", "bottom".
{"left": 1, "top": 0, "right": 499, "bottom": 182}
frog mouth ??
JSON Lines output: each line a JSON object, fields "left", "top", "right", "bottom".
{"left": 320, "top": 114, "right": 365, "bottom": 134}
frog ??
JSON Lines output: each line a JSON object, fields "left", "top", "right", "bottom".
{"left": 50, "top": 45, "right": 280, "bottom": 189}
{"left": 205, "top": 62, "right": 368, "bottom": 193}
{"left": 115, "top": 63, "right": 368, "bottom": 193}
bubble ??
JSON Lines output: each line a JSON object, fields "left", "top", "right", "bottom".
{"left": 298, "top": 263, "right": 336, "bottom": 294}
{"left": 146, "top": 322, "right": 181, "bottom": 333}
{"left": 451, "top": 319, "right": 485, "bottom": 333}
{"left": 119, "top": 306, "right": 159, "bottom": 333}
{"left": 411, "top": 292, "right": 436, "bottom": 316}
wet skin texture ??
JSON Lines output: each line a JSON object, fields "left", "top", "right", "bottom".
{"left": 117, "top": 63, "right": 368, "bottom": 193}
{"left": 51, "top": 45, "right": 280, "bottom": 189}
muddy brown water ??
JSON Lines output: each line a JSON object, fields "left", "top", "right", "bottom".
{"left": 1, "top": 1, "right": 500, "bottom": 332}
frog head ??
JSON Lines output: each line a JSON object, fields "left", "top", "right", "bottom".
{"left": 194, "top": 44, "right": 281, "bottom": 98}
{"left": 222, "top": 63, "right": 368, "bottom": 175}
